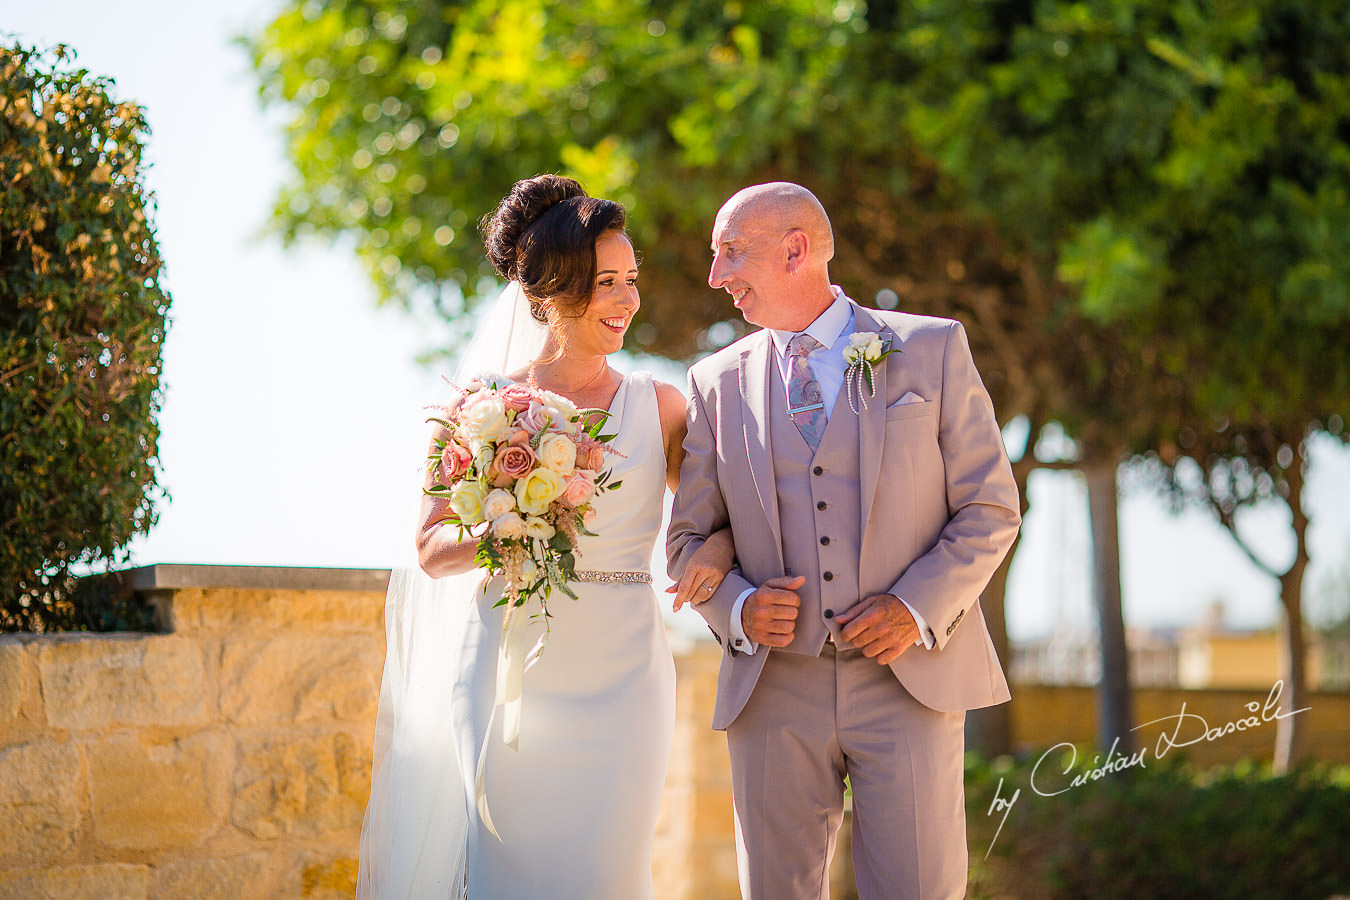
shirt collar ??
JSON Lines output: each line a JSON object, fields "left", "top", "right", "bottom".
{"left": 769, "top": 286, "right": 854, "bottom": 357}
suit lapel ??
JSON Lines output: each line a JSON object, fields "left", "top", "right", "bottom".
{"left": 851, "top": 302, "right": 893, "bottom": 536}
{"left": 739, "top": 332, "right": 784, "bottom": 572}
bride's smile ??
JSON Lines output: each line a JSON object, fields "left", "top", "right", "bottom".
{"left": 570, "top": 229, "right": 639, "bottom": 356}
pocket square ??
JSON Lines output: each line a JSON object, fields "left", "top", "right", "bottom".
{"left": 896, "top": 391, "right": 925, "bottom": 406}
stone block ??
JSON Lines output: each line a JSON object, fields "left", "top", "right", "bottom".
{"left": 149, "top": 852, "right": 282, "bottom": 900}
{"left": 168, "top": 589, "right": 384, "bottom": 633}
{"left": 39, "top": 635, "right": 208, "bottom": 730}
{"left": 0, "top": 640, "right": 33, "bottom": 727}
{"left": 232, "top": 731, "right": 366, "bottom": 840}
{"left": 301, "top": 853, "right": 359, "bottom": 898}
{"left": 87, "top": 731, "right": 230, "bottom": 851}
{"left": 0, "top": 863, "right": 149, "bottom": 900}
{"left": 0, "top": 741, "right": 82, "bottom": 866}
{"left": 219, "top": 636, "right": 381, "bottom": 725}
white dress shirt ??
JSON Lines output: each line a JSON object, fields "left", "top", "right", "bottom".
{"left": 728, "top": 287, "right": 936, "bottom": 654}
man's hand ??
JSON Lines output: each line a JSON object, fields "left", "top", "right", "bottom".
{"left": 741, "top": 575, "right": 805, "bottom": 647}
{"left": 835, "top": 594, "right": 919, "bottom": 665}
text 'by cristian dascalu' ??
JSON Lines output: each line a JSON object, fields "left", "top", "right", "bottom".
{"left": 982, "top": 680, "right": 1310, "bottom": 858}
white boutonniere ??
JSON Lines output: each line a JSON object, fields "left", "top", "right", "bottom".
{"left": 841, "top": 331, "right": 900, "bottom": 413}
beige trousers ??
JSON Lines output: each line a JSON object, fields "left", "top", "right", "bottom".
{"left": 727, "top": 643, "right": 968, "bottom": 900}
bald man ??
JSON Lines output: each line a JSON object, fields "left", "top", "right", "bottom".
{"left": 668, "top": 183, "right": 1020, "bottom": 899}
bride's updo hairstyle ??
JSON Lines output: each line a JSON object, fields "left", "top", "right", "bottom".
{"left": 481, "top": 174, "right": 628, "bottom": 327}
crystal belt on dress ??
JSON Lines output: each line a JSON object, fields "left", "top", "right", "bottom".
{"left": 572, "top": 570, "right": 651, "bottom": 584}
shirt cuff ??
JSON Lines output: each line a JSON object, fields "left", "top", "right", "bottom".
{"left": 729, "top": 588, "right": 760, "bottom": 655}
{"left": 900, "top": 597, "right": 937, "bottom": 649}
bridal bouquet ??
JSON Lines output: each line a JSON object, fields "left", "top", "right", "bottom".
{"left": 424, "top": 378, "right": 622, "bottom": 617}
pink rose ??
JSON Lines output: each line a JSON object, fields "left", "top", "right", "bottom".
{"left": 500, "top": 384, "right": 535, "bottom": 414}
{"left": 516, "top": 400, "right": 550, "bottom": 434}
{"left": 561, "top": 470, "right": 596, "bottom": 506}
{"left": 583, "top": 446, "right": 606, "bottom": 471}
{"left": 489, "top": 442, "right": 536, "bottom": 487}
{"left": 505, "top": 428, "right": 532, "bottom": 447}
{"left": 440, "top": 438, "right": 473, "bottom": 481}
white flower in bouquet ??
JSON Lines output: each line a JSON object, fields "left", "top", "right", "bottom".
{"left": 460, "top": 392, "right": 509, "bottom": 442}
{"left": 448, "top": 481, "right": 488, "bottom": 525}
{"left": 537, "top": 433, "right": 577, "bottom": 476}
{"left": 482, "top": 488, "right": 517, "bottom": 522}
{"left": 536, "top": 389, "right": 581, "bottom": 432}
{"left": 492, "top": 511, "right": 528, "bottom": 539}
{"left": 524, "top": 516, "right": 556, "bottom": 540}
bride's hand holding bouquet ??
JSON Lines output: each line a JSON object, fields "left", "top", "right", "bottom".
{"left": 424, "top": 377, "right": 622, "bottom": 619}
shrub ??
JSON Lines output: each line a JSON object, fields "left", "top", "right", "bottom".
{"left": 0, "top": 43, "right": 169, "bottom": 631}
{"left": 966, "top": 751, "right": 1350, "bottom": 899}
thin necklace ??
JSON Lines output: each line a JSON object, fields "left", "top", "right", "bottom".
{"left": 528, "top": 360, "right": 610, "bottom": 398}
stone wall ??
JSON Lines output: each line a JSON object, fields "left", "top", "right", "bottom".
{"left": 3, "top": 566, "right": 1348, "bottom": 899}
{"left": 0, "top": 566, "right": 385, "bottom": 900}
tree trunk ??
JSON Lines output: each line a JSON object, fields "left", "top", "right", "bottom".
{"left": 1274, "top": 449, "right": 1311, "bottom": 774}
{"left": 1084, "top": 457, "right": 1134, "bottom": 753}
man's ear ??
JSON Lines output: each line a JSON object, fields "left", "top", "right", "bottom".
{"left": 784, "top": 229, "right": 809, "bottom": 274}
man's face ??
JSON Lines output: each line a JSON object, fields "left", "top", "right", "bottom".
{"left": 708, "top": 205, "right": 790, "bottom": 329}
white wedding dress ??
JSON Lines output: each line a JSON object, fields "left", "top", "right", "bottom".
{"left": 361, "top": 368, "right": 675, "bottom": 899}
{"left": 454, "top": 370, "right": 674, "bottom": 898}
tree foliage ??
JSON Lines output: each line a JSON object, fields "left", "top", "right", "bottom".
{"left": 0, "top": 44, "right": 170, "bottom": 631}
{"left": 252, "top": 0, "right": 1350, "bottom": 754}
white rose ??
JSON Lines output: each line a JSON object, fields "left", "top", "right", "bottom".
{"left": 537, "top": 389, "right": 581, "bottom": 433}
{"left": 482, "top": 488, "right": 516, "bottom": 522}
{"left": 524, "top": 516, "right": 556, "bottom": 540}
{"left": 536, "top": 433, "right": 577, "bottom": 476}
{"left": 866, "top": 334, "right": 885, "bottom": 358}
{"left": 514, "top": 467, "right": 567, "bottom": 516}
{"left": 448, "top": 481, "right": 487, "bottom": 525}
{"left": 460, "top": 393, "right": 509, "bottom": 443}
{"left": 492, "top": 511, "right": 527, "bottom": 539}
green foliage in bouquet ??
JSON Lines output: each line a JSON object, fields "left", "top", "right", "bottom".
{"left": 0, "top": 44, "right": 169, "bottom": 632}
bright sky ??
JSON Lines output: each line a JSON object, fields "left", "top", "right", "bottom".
{"left": 8, "top": 0, "right": 1349, "bottom": 642}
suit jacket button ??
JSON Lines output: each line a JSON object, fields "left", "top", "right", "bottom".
{"left": 823, "top": 609, "right": 834, "bottom": 619}
{"left": 819, "top": 536, "right": 830, "bottom": 546}
{"left": 812, "top": 465, "right": 824, "bottom": 476}
{"left": 817, "top": 501, "right": 827, "bottom": 510}
{"left": 823, "top": 571, "right": 833, "bottom": 581}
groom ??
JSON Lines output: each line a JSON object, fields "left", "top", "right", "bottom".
{"left": 668, "top": 183, "right": 1020, "bottom": 899}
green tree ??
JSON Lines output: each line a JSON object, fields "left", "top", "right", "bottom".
{"left": 0, "top": 44, "right": 170, "bottom": 631}
{"left": 250, "top": 0, "right": 1350, "bottom": 756}
{"left": 887, "top": 0, "right": 1350, "bottom": 755}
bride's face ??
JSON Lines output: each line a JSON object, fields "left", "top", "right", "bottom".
{"left": 563, "top": 230, "right": 640, "bottom": 357}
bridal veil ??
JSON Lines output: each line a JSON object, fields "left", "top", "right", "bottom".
{"left": 357, "top": 282, "right": 547, "bottom": 898}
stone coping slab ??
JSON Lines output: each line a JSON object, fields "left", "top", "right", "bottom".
{"left": 127, "top": 564, "right": 392, "bottom": 594}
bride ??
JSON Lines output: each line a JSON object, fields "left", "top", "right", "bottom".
{"left": 358, "top": 174, "right": 734, "bottom": 898}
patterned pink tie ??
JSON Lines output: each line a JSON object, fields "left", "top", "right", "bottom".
{"left": 786, "top": 333, "right": 826, "bottom": 451}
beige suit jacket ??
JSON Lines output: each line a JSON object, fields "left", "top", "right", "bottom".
{"left": 668, "top": 301, "right": 1020, "bottom": 730}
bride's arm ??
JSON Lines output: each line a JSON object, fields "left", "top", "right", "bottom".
{"left": 415, "top": 490, "right": 481, "bottom": 578}
{"left": 656, "top": 380, "right": 736, "bottom": 610}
